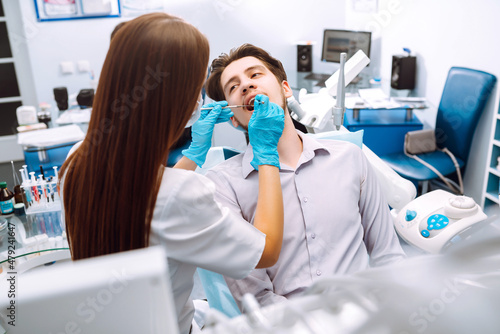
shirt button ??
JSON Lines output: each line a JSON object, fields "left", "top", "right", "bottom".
{"left": 316, "top": 270, "right": 322, "bottom": 276}
{"left": 311, "top": 233, "right": 316, "bottom": 239}
{"left": 303, "top": 197, "right": 308, "bottom": 203}
{"left": 295, "top": 170, "right": 299, "bottom": 175}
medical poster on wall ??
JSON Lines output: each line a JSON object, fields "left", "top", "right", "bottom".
{"left": 121, "top": 0, "right": 163, "bottom": 17}
{"left": 43, "top": 0, "right": 77, "bottom": 16}
{"left": 34, "top": 0, "right": 121, "bottom": 21}
{"left": 352, "top": 0, "right": 378, "bottom": 13}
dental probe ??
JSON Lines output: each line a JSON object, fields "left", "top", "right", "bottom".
{"left": 200, "top": 101, "right": 265, "bottom": 111}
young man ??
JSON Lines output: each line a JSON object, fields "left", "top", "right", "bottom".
{"left": 204, "top": 44, "right": 406, "bottom": 308}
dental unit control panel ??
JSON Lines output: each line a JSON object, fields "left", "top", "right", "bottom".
{"left": 394, "top": 190, "right": 487, "bottom": 254}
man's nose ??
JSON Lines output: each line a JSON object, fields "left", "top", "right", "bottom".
{"left": 242, "top": 83, "right": 255, "bottom": 94}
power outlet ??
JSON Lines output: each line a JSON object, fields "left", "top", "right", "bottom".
{"left": 77, "top": 60, "right": 91, "bottom": 73}
{"left": 60, "top": 61, "right": 75, "bottom": 74}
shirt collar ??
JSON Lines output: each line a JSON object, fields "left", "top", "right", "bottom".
{"left": 241, "top": 130, "right": 330, "bottom": 178}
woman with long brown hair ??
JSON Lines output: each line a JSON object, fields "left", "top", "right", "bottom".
{"left": 59, "top": 13, "right": 285, "bottom": 334}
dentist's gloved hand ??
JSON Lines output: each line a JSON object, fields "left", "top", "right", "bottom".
{"left": 248, "top": 94, "right": 285, "bottom": 170}
{"left": 182, "top": 101, "right": 233, "bottom": 167}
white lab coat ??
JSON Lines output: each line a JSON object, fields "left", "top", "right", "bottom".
{"left": 61, "top": 143, "right": 265, "bottom": 334}
{"left": 135, "top": 168, "right": 266, "bottom": 334}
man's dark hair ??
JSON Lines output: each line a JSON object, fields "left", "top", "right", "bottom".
{"left": 206, "top": 44, "right": 287, "bottom": 101}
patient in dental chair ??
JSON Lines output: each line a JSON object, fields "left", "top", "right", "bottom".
{"left": 203, "top": 44, "right": 406, "bottom": 310}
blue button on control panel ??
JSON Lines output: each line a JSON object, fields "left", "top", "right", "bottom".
{"left": 427, "top": 214, "right": 449, "bottom": 231}
{"left": 405, "top": 209, "right": 417, "bottom": 221}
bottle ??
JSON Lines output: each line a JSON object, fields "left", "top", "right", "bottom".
{"left": 37, "top": 102, "right": 52, "bottom": 128}
{"left": 16, "top": 105, "right": 38, "bottom": 126}
{"left": 13, "top": 185, "right": 24, "bottom": 204}
{"left": 0, "top": 182, "right": 15, "bottom": 215}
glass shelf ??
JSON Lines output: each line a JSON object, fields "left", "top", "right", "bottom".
{"left": 0, "top": 208, "right": 70, "bottom": 276}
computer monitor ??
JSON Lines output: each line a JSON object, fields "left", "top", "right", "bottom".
{"left": 321, "top": 29, "right": 371, "bottom": 65}
{"left": 0, "top": 246, "right": 179, "bottom": 334}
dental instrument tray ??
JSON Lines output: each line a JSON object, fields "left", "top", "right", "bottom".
{"left": 394, "top": 189, "right": 487, "bottom": 253}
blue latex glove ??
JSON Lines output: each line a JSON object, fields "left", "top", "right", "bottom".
{"left": 248, "top": 94, "right": 285, "bottom": 170}
{"left": 182, "top": 101, "right": 233, "bottom": 167}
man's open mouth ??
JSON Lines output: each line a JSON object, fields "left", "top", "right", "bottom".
{"left": 246, "top": 97, "right": 256, "bottom": 111}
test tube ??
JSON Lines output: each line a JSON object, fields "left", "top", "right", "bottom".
{"left": 51, "top": 211, "right": 62, "bottom": 236}
{"left": 22, "top": 165, "right": 29, "bottom": 185}
{"left": 38, "top": 175, "right": 47, "bottom": 206}
{"left": 20, "top": 169, "right": 32, "bottom": 208}
{"left": 47, "top": 182, "right": 54, "bottom": 203}
{"left": 37, "top": 214, "right": 46, "bottom": 234}
{"left": 53, "top": 166, "right": 59, "bottom": 181}
{"left": 30, "top": 215, "right": 39, "bottom": 236}
{"left": 19, "top": 168, "right": 27, "bottom": 185}
{"left": 43, "top": 213, "right": 55, "bottom": 237}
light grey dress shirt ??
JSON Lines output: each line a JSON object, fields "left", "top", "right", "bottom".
{"left": 205, "top": 131, "right": 406, "bottom": 309}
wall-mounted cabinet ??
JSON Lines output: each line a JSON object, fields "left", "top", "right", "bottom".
{"left": 0, "top": 0, "right": 37, "bottom": 163}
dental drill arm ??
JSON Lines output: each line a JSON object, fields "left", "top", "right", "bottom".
{"left": 331, "top": 53, "right": 346, "bottom": 130}
{"left": 289, "top": 50, "right": 371, "bottom": 133}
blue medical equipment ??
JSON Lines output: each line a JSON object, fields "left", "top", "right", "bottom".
{"left": 394, "top": 189, "right": 487, "bottom": 253}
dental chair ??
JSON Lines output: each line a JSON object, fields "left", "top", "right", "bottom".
{"left": 380, "top": 67, "right": 497, "bottom": 194}
{"left": 196, "top": 62, "right": 492, "bottom": 319}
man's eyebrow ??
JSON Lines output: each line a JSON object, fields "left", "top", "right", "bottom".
{"left": 223, "top": 65, "right": 267, "bottom": 93}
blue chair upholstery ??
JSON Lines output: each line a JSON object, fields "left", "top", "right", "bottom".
{"left": 380, "top": 67, "right": 496, "bottom": 190}
{"left": 166, "top": 133, "right": 191, "bottom": 167}
{"left": 196, "top": 146, "right": 244, "bottom": 318}
{"left": 197, "top": 268, "right": 242, "bottom": 318}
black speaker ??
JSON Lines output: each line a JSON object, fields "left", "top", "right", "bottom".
{"left": 391, "top": 55, "right": 416, "bottom": 90}
{"left": 53, "top": 86, "right": 68, "bottom": 111}
{"left": 297, "top": 44, "right": 312, "bottom": 72}
{"left": 76, "top": 89, "right": 95, "bottom": 108}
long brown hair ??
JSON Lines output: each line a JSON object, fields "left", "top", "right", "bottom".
{"left": 59, "top": 13, "right": 209, "bottom": 260}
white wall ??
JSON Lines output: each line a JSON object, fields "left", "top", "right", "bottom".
{"left": 10, "top": 0, "right": 345, "bottom": 151}
{"left": 10, "top": 0, "right": 497, "bottom": 202}
{"left": 346, "top": 0, "right": 500, "bottom": 203}
{"left": 15, "top": 0, "right": 125, "bottom": 105}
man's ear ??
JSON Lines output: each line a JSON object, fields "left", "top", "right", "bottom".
{"left": 230, "top": 116, "right": 240, "bottom": 128}
{"left": 282, "top": 81, "right": 293, "bottom": 98}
